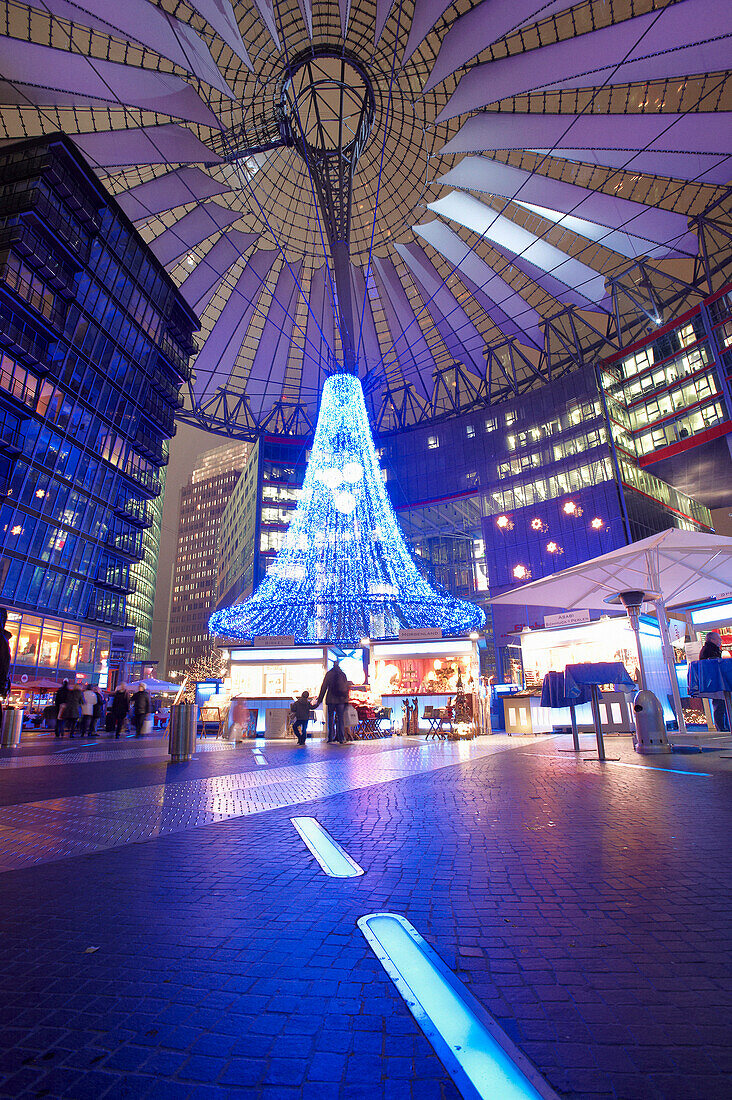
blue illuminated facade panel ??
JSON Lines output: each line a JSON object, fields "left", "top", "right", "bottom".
{"left": 0, "top": 134, "right": 196, "bottom": 682}
{"left": 599, "top": 282, "right": 732, "bottom": 508}
{"left": 382, "top": 366, "right": 712, "bottom": 676}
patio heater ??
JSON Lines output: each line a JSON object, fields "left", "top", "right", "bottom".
{"left": 615, "top": 590, "right": 671, "bottom": 755}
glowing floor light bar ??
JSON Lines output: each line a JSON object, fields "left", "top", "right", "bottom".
{"left": 291, "top": 817, "right": 364, "bottom": 877}
{"left": 358, "top": 913, "right": 558, "bottom": 1100}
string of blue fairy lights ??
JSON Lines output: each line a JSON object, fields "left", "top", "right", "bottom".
{"left": 209, "top": 374, "right": 485, "bottom": 644}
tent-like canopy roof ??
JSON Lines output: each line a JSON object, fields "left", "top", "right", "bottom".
{"left": 2, "top": 0, "right": 730, "bottom": 435}
{"left": 490, "top": 529, "right": 732, "bottom": 611}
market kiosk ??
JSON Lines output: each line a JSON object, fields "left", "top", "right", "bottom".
{"left": 508, "top": 613, "right": 676, "bottom": 736}
{"left": 369, "top": 632, "right": 482, "bottom": 734}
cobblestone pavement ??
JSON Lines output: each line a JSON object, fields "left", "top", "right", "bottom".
{"left": 0, "top": 732, "right": 730, "bottom": 1099}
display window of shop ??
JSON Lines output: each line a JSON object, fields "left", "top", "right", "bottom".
{"left": 16, "top": 615, "right": 42, "bottom": 663}
{"left": 77, "top": 631, "right": 95, "bottom": 670}
{"left": 4, "top": 612, "right": 19, "bottom": 661}
{"left": 373, "top": 653, "right": 472, "bottom": 696}
{"left": 37, "top": 620, "right": 62, "bottom": 667}
{"left": 59, "top": 626, "right": 81, "bottom": 669}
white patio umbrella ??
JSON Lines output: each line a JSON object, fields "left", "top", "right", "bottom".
{"left": 126, "top": 678, "right": 180, "bottom": 693}
{"left": 490, "top": 529, "right": 732, "bottom": 735}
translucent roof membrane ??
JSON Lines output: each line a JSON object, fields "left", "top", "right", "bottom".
{"left": 0, "top": 0, "right": 726, "bottom": 433}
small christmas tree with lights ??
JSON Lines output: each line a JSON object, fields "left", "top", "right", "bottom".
{"left": 210, "top": 373, "right": 484, "bottom": 645}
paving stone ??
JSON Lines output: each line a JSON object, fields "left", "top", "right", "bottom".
{"left": 0, "top": 733, "right": 730, "bottom": 1099}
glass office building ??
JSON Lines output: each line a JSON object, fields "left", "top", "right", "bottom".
{"left": 214, "top": 436, "right": 307, "bottom": 617}
{"left": 599, "top": 283, "right": 732, "bottom": 508}
{"left": 383, "top": 366, "right": 712, "bottom": 678}
{"left": 167, "top": 441, "right": 249, "bottom": 680}
{"left": 0, "top": 134, "right": 197, "bottom": 686}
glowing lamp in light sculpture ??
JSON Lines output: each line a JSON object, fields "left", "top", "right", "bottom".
{"left": 209, "top": 374, "right": 485, "bottom": 645}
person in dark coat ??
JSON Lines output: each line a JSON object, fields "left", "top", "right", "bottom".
{"left": 131, "top": 682, "right": 152, "bottom": 737}
{"left": 53, "top": 678, "right": 69, "bottom": 738}
{"left": 64, "top": 684, "right": 82, "bottom": 738}
{"left": 699, "top": 630, "right": 729, "bottom": 732}
{"left": 110, "top": 683, "right": 130, "bottom": 738}
{"left": 92, "top": 688, "right": 105, "bottom": 734}
{"left": 289, "top": 691, "right": 312, "bottom": 746}
{"left": 315, "top": 662, "right": 349, "bottom": 744}
{"left": 0, "top": 608, "right": 12, "bottom": 699}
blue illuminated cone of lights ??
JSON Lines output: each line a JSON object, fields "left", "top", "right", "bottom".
{"left": 209, "top": 374, "right": 485, "bottom": 644}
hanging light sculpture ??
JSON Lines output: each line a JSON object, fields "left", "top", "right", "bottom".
{"left": 209, "top": 374, "right": 485, "bottom": 644}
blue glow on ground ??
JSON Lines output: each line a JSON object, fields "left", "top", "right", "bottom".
{"left": 359, "top": 913, "right": 558, "bottom": 1100}
{"left": 291, "top": 817, "right": 364, "bottom": 877}
{"left": 609, "top": 761, "right": 710, "bottom": 776}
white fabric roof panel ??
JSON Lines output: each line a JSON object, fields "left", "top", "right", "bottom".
{"left": 413, "top": 219, "right": 546, "bottom": 345}
{"left": 178, "top": 230, "right": 260, "bottom": 314}
{"left": 72, "top": 125, "right": 223, "bottom": 168}
{"left": 191, "top": 250, "right": 278, "bottom": 397}
{"left": 0, "top": 38, "right": 221, "bottom": 126}
{"left": 396, "top": 242, "right": 488, "bottom": 373}
{"left": 115, "top": 167, "right": 230, "bottom": 222}
{"left": 438, "top": 157, "right": 699, "bottom": 257}
{"left": 428, "top": 191, "right": 608, "bottom": 303}
{"left": 439, "top": 0, "right": 732, "bottom": 120}
{"left": 149, "top": 202, "right": 242, "bottom": 267}
{"left": 27, "top": 0, "right": 236, "bottom": 98}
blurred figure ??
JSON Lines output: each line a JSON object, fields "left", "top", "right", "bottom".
{"left": 110, "top": 683, "right": 130, "bottom": 738}
{"left": 700, "top": 630, "right": 729, "bottom": 732}
{"left": 343, "top": 697, "right": 359, "bottom": 743}
{"left": 92, "top": 687, "right": 105, "bottom": 734}
{"left": 54, "top": 678, "right": 69, "bottom": 738}
{"left": 0, "top": 607, "right": 12, "bottom": 699}
{"left": 131, "top": 682, "right": 152, "bottom": 737}
{"left": 80, "top": 683, "right": 97, "bottom": 738}
{"left": 65, "top": 683, "right": 82, "bottom": 738}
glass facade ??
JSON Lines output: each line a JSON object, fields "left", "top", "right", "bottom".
{"left": 0, "top": 135, "right": 196, "bottom": 683}
{"left": 5, "top": 609, "right": 111, "bottom": 687}
{"left": 213, "top": 436, "right": 307, "bottom": 620}
{"left": 381, "top": 365, "right": 712, "bottom": 677}
{"left": 599, "top": 283, "right": 732, "bottom": 507}
{"left": 167, "top": 441, "right": 249, "bottom": 679}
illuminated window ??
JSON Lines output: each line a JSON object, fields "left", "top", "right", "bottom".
{"left": 427, "top": 435, "right": 439, "bottom": 450}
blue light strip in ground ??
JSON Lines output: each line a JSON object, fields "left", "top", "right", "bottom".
{"left": 608, "top": 761, "right": 711, "bottom": 776}
{"left": 358, "top": 913, "right": 559, "bottom": 1100}
{"left": 291, "top": 817, "right": 364, "bottom": 878}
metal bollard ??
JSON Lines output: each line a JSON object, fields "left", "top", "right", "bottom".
{"left": 1, "top": 706, "right": 23, "bottom": 747}
{"left": 168, "top": 703, "right": 198, "bottom": 762}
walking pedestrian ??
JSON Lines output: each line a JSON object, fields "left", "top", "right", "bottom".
{"left": 80, "top": 683, "right": 97, "bottom": 738}
{"left": 699, "top": 630, "right": 729, "bottom": 731}
{"left": 343, "top": 698, "right": 359, "bottom": 743}
{"left": 64, "top": 683, "right": 82, "bottom": 738}
{"left": 110, "top": 683, "right": 130, "bottom": 738}
{"left": 0, "top": 607, "right": 12, "bottom": 699}
{"left": 315, "top": 661, "right": 349, "bottom": 744}
{"left": 131, "top": 682, "right": 152, "bottom": 738}
{"left": 289, "top": 691, "right": 312, "bottom": 745}
{"left": 54, "top": 678, "right": 69, "bottom": 738}
{"left": 92, "top": 687, "right": 105, "bottom": 735}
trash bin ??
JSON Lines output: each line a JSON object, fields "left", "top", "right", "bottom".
{"left": 1, "top": 706, "right": 23, "bottom": 747}
{"left": 632, "top": 690, "right": 671, "bottom": 755}
{"left": 168, "top": 703, "right": 197, "bottom": 762}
